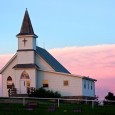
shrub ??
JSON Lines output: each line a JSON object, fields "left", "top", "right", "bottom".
{"left": 29, "top": 87, "right": 61, "bottom": 98}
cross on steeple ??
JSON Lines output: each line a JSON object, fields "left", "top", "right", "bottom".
{"left": 22, "top": 38, "right": 27, "bottom": 46}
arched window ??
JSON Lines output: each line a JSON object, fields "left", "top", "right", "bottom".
{"left": 20, "top": 71, "right": 30, "bottom": 88}
{"left": 7, "top": 76, "right": 13, "bottom": 89}
{"left": 20, "top": 71, "right": 29, "bottom": 79}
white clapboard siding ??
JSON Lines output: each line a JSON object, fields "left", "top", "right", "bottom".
{"left": 37, "top": 71, "right": 83, "bottom": 96}
{"left": 2, "top": 56, "right": 17, "bottom": 97}
{"left": 35, "top": 53, "right": 55, "bottom": 72}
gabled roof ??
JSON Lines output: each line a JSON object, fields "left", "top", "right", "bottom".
{"left": 16, "top": 9, "right": 38, "bottom": 37}
{"left": 36, "top": 46, "right": 71, "bottom": 74}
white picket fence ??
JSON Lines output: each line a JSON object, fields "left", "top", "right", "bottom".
{"left": 0, "top": 97, "right": 115, "bottom": 109}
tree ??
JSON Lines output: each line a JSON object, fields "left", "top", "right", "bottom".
{"left": 105, "top": 92, "right": 115, "bottom": 100}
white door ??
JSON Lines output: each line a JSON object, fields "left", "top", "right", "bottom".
{"left": 20, "top": 80, "right": 27, "bottom": 94}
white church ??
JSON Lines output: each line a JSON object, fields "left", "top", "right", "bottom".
{"left": 0, "top": 9, "right": 96, "bottom": 99}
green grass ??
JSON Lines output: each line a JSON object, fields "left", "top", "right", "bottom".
{"left": 0, "top": 102, "right": 115, "bottom": 115}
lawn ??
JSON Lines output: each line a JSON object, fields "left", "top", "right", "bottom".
{"left": 0, "top": 102, "right": 115, "bottom": 115}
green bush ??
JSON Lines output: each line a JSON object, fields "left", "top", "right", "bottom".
{"left": 29, "top": 87, "right": 61, "bottom": 98}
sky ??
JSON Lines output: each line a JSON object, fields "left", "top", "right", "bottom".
{"left": 0, "top": 0, "right": 115, "bottom": 99}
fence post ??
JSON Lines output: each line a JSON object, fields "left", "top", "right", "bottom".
{"left": 85, "top": 98, "right": 87, "bottom": 104}
{"left": 23, "top": 98, "right": 26, "bottom": 106}
{"left": 92, "top": 100, "right": 94, "bottom": 109}
{"left": 58, "top": 98, "right": 59, "bottom": 108}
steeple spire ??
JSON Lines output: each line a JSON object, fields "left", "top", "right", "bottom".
{"left": 17, "top": 9, "right": 38, "bottom": 38}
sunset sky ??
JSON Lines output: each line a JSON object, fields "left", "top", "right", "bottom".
{"left": 0, "top": 0, "right": 115, "bottom": 99}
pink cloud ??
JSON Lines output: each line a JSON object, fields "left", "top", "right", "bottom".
{"left": 49, "top": 44, "right": 115, "bottom": 99}
{"left": 0, "top": 54, "right": 14, "bottom": 69}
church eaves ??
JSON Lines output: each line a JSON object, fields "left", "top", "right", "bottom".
{"left": 16, "top": 9, "right": 38, "bottom": 37}
{"left": 13, "top": 64, "right": 39, "bottom": 69}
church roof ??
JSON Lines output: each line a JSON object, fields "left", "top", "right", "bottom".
{"left": 83, "top": 76, "right": 97, "bottom": 81}
{"left": 13, "top": 64, "right": 39, "bottom": 69}
{"left": 36, "top": 46, "right": 71, "bottom": 74}
{"left": 16, "top": 9, "right": 38, "bottom": 37}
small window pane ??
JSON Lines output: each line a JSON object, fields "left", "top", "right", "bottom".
{"left": 64, "top": 80, "right": 68, "bottom": 86}
{"left": 26, "top": 81, "right": 30, "bottom": 87}
{"left": 84, "top": 84, "right": 86, "bottom": 88}
{"left": 43, "top": 80, "right": 48, "bottom": 87}
{"left": 91, "top": 85, "right": 92, "bottom": 90}
{"left": 84, "top": 80, "right": 86, "bottom": 88}
{"left": 91, "top": 82, "right": 93, "bottom": 90}
{"left": 43, "top": 84, "right": 48, "bottom": 87}
{"left": 43, "top": 80, "right": 48, "bottom": 84}
{"left": 88, "top": 81, "right": 89, "bottom": 89}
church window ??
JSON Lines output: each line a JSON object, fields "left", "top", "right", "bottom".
{"left": 43, "top": 80, "right": 48, "bottom": 87}
{"left": 26, "top": 81, "right": 30, "bottom": 87}
{"left": 7, "top": 76, "right": 13, "bottom": 89}
{"left": 21, "top": 71, "right": 29, "bottom": 79}
{"left": 64, "top": 80, "right": 69, "bottom": 86}
{"left": 84, "top": 80, "right": 86, "bottom": 89}
{"left": 91, "top": 82, "right": 93, "bottom": 90}
{"left": 88, "top": 81, "right": 89, "bottom": 89}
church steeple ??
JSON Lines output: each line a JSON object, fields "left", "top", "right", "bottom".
{"left": 17, "top": 9, "right": 38, "bottom": 38}
{"left": 16, "top": 9, "right": 38, "bottom": 51}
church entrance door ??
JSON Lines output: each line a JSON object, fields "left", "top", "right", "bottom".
{"left": 20, "top": 80, "right": 26, "bottom": 94}
{"left": 20, "top": 71, "right": 30, "bottom": 94}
